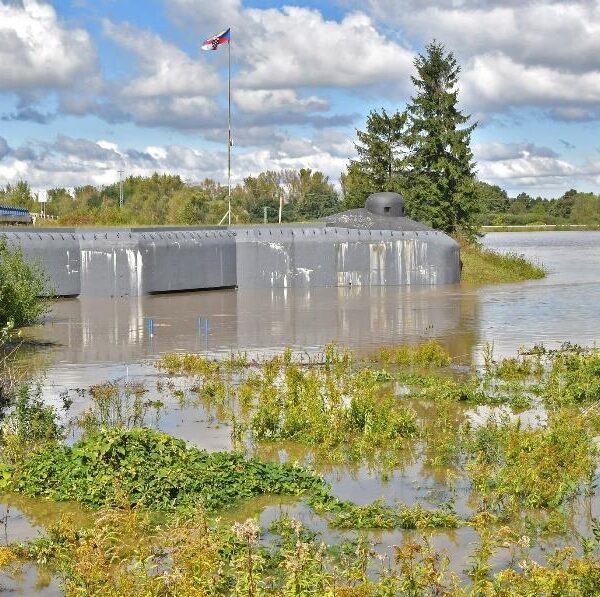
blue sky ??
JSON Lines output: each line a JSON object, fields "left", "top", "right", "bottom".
{"left": 1, "top": 0, "right": 600, "bottom": 197}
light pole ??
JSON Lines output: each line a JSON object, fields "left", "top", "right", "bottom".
{"left": 118, "top": 170, "right": 124, "bottom": 208}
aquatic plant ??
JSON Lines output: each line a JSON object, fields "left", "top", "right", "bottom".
{"left": 78, "top": 382, "right": 161, "bottom": 433}
{"left": 373, "top": 340, "right": 452, "bottom": 368}
{"left": 246, "top": 363, "right": 418, "bottom": 460}
{"left": 465, "top": 411, "right": 596, "bottom": 509}
{"left": 0, "top": 384, "right": 62, "bottom": 466}
{"left": 311, "top": 495, "right": 461, "bottom": 530}
{"left": 14, "top": 504, "right": 600, "bottom": 596}
{"left": 10, "top": 427, "right": 325, "bottom": 512}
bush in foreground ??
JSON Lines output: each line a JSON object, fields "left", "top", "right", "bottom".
{"left": 0, "top": 237, "right": 50, "bottom": 327}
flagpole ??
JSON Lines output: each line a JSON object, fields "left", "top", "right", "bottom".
{"left": 227, "top": 34, "right": 232, "bottom": 226}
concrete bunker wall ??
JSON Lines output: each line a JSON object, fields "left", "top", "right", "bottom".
{"left": 2, "top": 226, "right": 459, "bottom": 296}
{"left": 235, "top": 227, "right": 460, "bottom": 288}
{"left": 138, "top": 230, "right": 236, "bottom": 293}
{"left": 3, "top": 229, "right": 81, "bottom": 296}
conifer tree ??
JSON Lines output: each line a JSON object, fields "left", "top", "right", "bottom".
{"left": 406, "top": 41, "right": 479, "bottom": 237}
{"left": 344, "top": 108, "right": 409, "bottom": 208}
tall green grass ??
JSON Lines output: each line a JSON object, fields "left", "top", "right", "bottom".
{"left": 461, "top": 242, "right": 546, "bottom": 285}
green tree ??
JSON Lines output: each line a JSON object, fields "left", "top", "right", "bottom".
{"left": 0, "top": 181, "right": 35, "bottom": 210}
{"left": 570, "top": 193, "right": 600, "bottom": 224}
{"left": 291, "top": 168, "right": 339, "bottom": 219}
{"left": 549, "top": 188, "right": 577, "bottom": 220}
{"left": 406, "top": 41, "right": 479, "bottom": 237}
{"left": 340, "top": 162, "right": 376, "bottom": 210}
{"left": 46, "top": 188, "right": 74, "bottom": 218}
{"left": 343, "top": 109, "right": 409, "bottom": 209}
{"left": 475, "top": 181, "right": 509, "bottom": 224}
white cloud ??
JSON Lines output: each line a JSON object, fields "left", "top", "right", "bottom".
{"left": 0, "top": 0, "right": 95, "bottom": 92}
{"left": 237, "top": 8, "right": 414, "bottom": 90}
{"left": 462, "top": 53, "right": 600, "bottom": 111}
{"left": 103, "top": 20, "right": 220, "bottom": 99}
{"left": 358, "top": 1, "right": 600, "bottom": 119}
{"left": 0, "top": 134, "right": 349, "bottom": 190}
{"left": 166, "top": 1, "right": 414, "bottom": 92}
{"left": 233, "top": 89, "right": 329, "bottom": 114}
{"left": 475, "top": 142, "right": 558, "bottom": 162}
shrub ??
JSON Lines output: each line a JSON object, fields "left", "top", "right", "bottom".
{"left": 0, "top": 237, "right": 51, "bottom": 327}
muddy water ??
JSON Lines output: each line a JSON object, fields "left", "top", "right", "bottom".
{"left": 24, "top": 231, "right": 600, "bottom": 374}
{"left": 7, "top": 231, "right": 600, "bottom": 589}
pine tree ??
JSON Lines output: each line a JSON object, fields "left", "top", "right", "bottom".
{"left": 406, "top": 41, "right": 479, "bottom": 237}
{"left": 344, "top": 108, "right": 409, "bottom": 208}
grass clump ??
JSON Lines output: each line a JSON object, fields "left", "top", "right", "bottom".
{"left": 373, "top": 340, "right": 452, "bottom": 368}
{"left": 543, "top": 349, "right": 600, "bottom": 405}
{"left": 246, "top": 364, "right": 418, "bottom": 459}
{"left": 311, "top": 495, "right": 461, "bottom": 530}
{"left": 9, "top": 427, "right": 325, "bottom": 512}
{"left": 14, "top": 505, "right": 600, "bottom": 595}
{"left": 466, "top": 411, "right": 596, "bottom": 509}
{"left": 460, "top": 241, "right": 546, "bottom": 285}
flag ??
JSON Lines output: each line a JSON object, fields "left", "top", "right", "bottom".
{"left": 201, "top": 28, "right": 231, "bottom": 51}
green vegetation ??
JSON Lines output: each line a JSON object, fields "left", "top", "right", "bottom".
{"left": 477, "top": 183, "right": 600, "bottom": 227}
{"left": 460, "top": 241, "right": 546, "bottom": 285}
{"left": 2, "top": 341, "right": 600, "bottom": 593}
{"left": 160, "top": 346, "right": 419, "bottom": 462}
{"left": 466, "top": 411, "right": 596, "bottom": 509}
{"left": 344, "top": 41, "right": 479, "bottom": 238}
{"left": 3, "top": 169, "right": 339, "bottom": 227}
{"left": 0, "top": 237, "right": 50, "bottom": 327}
{"left": 9, "top": 427, "right": 324, "bottom": 512}
{"left": 6, "top": 501, "right": 600, "bottom": 595}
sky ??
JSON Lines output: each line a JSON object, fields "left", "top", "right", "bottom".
{"left": 1, "top": 0, "right": 600, "bottom": 197}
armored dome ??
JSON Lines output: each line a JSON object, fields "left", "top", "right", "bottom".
{"left": 321, "top": 190, "right": 430, "bottom": 232}
{"left": 365, "top": 192, "right": 405, "bottom": 217}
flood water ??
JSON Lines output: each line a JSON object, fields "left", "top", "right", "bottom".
{"left": 6, "top": 231, "right": 600, "bottom": 590}
{"left": 21, "top": 230, "right": 600, "bottom": 379}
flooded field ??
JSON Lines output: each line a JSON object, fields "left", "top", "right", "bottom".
{"left": 4, "top": 231, "right": 600, "bottom": 593}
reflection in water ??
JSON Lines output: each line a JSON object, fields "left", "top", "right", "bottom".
{"left": 26, "top": 285, "right": 479, "bottom": 369}
{"left": 24, "top": 231, "right": 600, "bottom": 377}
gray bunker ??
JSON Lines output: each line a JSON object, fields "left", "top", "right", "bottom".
{"left": 2, "top": 193, "right": 460, "bottom": 296}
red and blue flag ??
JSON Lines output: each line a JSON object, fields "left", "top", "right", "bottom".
{"left": 201, "top": 28, "right": 231, "bottom": 51}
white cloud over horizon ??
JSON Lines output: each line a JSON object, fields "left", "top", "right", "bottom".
{"left": 0, "top": 0, "right": 599, "bottom": 196}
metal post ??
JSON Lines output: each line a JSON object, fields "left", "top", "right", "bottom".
{"left": 118, "top": 170, "right": 124, "bottom": 208}
{"left": 227, "top": 37, "right": 232, "bottom": 226}
{"left": 278, "top": 190, "right": 283, "bottom": 224}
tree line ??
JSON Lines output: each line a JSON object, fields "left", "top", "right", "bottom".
{"left": 1, "top": 42, "right": 597, "bottom": 231}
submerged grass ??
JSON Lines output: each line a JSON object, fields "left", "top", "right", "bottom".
{"left": 465, "top": 411, "right": 596, "bottom": 509}
{"left": 7, "top": 504, "right": 600, "bottom": 596}
{"left": 5, "top": 340, "right": 600, "bottom": 593}
{"left": 460, "top": 241, "right": 546, "bottom": 285}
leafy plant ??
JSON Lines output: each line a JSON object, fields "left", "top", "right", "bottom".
{"left": 11, "top": 427, "right": 325, "bottom": 512}
{"left": 0, "top": 236, "right": 51, "bottom": 328}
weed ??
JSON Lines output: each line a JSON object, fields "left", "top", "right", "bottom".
{"left": 78, "top": 382, "right": 158, "bottom": 433}
{"left": 11, "top": 427, "right": 325, "bottom": 512}
{"left": 0, "top": 384, "right": 62, "bottom": 466}
{"left": 465, "top": 411, "right": 596, "bottom": 509}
